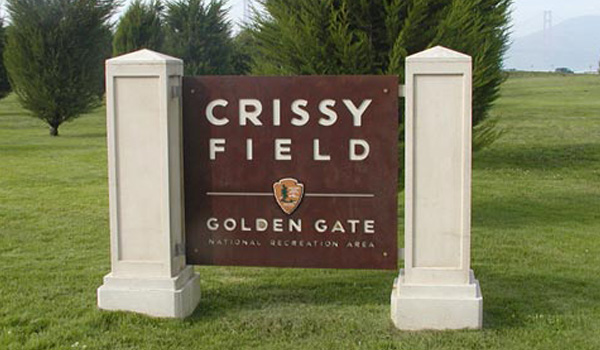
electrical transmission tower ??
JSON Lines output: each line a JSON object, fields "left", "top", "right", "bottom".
{"left": 543, "top": 10, "right": 552, "bottom": 46}
{"left": 243, "top": 0, "right": 252, "bottom": 23}
{"left": 543, "top": 10, "right": 553, "bottom": 70}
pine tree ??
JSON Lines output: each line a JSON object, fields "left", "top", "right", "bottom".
{"left": 4, "top": 0, "right": 117, "bottom": 136}
{"left": 113, "top": 0, "right": 164, "bottom": 56}
{"left": 251, "top": 0, "right": 511, "bottom": 150}
{"left": 163, "top": 0, "right": 235, "bottom": 76}
{"left": 0, "top": 19, "right": 11, "bottom": 99}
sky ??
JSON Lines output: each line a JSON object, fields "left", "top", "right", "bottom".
{"left": 511, "top": 0, "right": 600, "bottom": 37}
{"left": 179, "top": 0, "right": 600, "bottom": 39}
{"left": 2, "top": 0, "right": 599, "bottom": 39}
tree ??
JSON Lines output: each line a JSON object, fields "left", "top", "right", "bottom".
{"left": 4, "top": 0, "right": 117, "bottom": 136}
{"left": 231, "top": 28, "right": 255, "bottom": 75}
{"left": 113, "top": 0, "right": 164, "bottom": 56}
{"left": 281, "top": 184, "right": 289, "bottom": 202}
{"left": 0, "top": 19, "right": 11, "bottom": 99}
{"left": 250, "top": 0, "right": 510, "bottom": 150}
{"left": 163, "top": 0, "right": 235, "bottom": 76}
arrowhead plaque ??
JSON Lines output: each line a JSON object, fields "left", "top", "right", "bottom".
{"left": 273, "top": 178, "right": 304, "bottom": 215}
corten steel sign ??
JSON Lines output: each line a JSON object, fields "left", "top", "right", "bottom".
{"left": 183, "top": 76, "right": 398, "bottom": 269}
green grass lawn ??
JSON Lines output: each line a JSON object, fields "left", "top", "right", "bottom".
{"left": 1, "top": 73, "right": 599, "bottom": 349}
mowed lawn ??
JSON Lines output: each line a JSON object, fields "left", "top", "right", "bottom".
{"left": 1, "top": 73, "right": 599, "bottom": 349}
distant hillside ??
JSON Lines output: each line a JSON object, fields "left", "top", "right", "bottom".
{"left": 505, "top": 15, "right": 600, "bottom": 72}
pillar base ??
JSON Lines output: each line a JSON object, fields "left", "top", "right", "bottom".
{"left": 391, "top": 269, "right": 483, "bottom": 330}
{"left": 97, "top": 266, "right": 200, "bottom": 318}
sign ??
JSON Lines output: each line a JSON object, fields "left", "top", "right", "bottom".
{"left": 183, "top": 76, "right": 398, "bottom": 269}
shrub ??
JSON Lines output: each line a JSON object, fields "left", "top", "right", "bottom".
{"left": 251, "top": 0, "right": 511, "bottom": 148}
{"left": 4, "top": 0, "right": 117, "bottom": 136}
{"left": 164, "top": 0, "right": 236, "bottom": 76}
{"left": 113, "top": 0, "right": 165, "bottom": 56}
{"left": 0, "top": 19, "right": 11, "bottom": 99}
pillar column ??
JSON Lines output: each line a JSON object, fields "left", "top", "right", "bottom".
{"left": 391, "top": 46, "right": 483, "bottom": 330}
{"left": 97, "top": 49, "right": 201, "bottom": 318}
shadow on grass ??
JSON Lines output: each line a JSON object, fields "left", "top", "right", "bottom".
{"left": 0, "top": 142, "right": 103, "bottom": 153}
{"left": 62, "top": 132, "right": 106, "bottom": 139}
{"left": 474, "top": 143, "right": 600, "bottom": 171}
{"left": 186, "top": 266, "right": 600, "bottom": 331}
{"left": 473, "top": 191, "right": 598, "bottom": 229}
{"left": 0, "top": 110, "right": 30, "bottom": 117}
{"left": 188, "top": 268, "right": 397, "bottom": 321}
{"left": 480, "top": 271, "right": 600, "bottom": 329}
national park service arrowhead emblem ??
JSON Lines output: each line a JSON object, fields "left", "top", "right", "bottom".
{"left": 273, "top": 178, "right": 304, "bottom": 215}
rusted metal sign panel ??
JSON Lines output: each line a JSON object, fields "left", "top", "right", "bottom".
{"left": 183, "top": 76, "right": 398, "bottom": 269}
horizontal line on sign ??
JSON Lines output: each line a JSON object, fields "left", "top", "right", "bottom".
{"left": 206, "top": 192, "right": 272, "bottom": 197}
{"left": 206, "top": 192, "right": 375, "bottom": 198}
{"left": 305, "top": 193, "right": 375, "bottom": 198}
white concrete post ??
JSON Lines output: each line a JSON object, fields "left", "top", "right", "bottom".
{"left": 97, "top": 49, "right": 200, "bottom": 318}
{"left": 391, "top": 46, "right": 483, "bottom": 330}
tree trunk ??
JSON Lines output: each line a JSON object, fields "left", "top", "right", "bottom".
{"left": 49, "top": 125, "right": 59, "bottom": 136}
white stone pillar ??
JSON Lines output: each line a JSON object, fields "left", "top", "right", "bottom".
{"left": 391, "top": 46, "right": 483, "bottom": 330}
{"left": 97, "top": 49, "right": 200, "bottom": 318}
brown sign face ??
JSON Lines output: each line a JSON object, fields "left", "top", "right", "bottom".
{"left": 183, "top": 76, "right": 398, "bottom": 270}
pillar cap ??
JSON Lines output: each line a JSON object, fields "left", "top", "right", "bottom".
{"left": 107, "top": 49, "right": 183, "bottom": 66}
{"left": 407, "top": 46, "right": 471, "bottom": 62}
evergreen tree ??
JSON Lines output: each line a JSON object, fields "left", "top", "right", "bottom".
{"left": 0, "top": 19, "right": 10, "bottom": 99}
{"left": 113, "top": 0, "right": 164, "bottom": 56}
{"left": 231, "top": 28, "right": 255, "bottom": 75}
{"left": 251, "top": 0, "right": 511, "bottom": 150}
{"left": 164, "top": 0, "right": 235, "bottom": 76}
{"left": 4, "top": 0, "right": 117, "bottom": 136}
